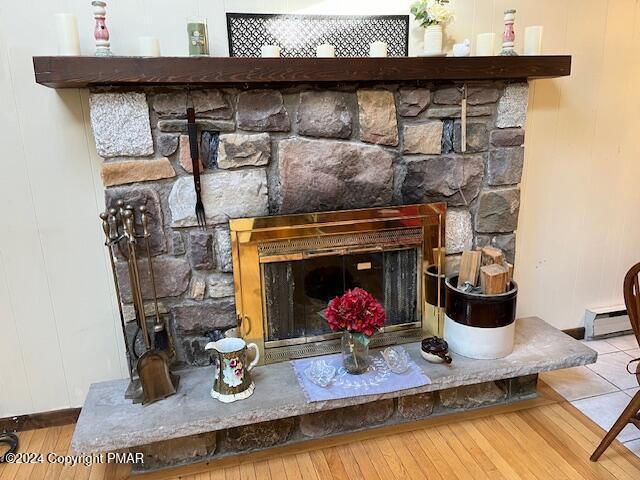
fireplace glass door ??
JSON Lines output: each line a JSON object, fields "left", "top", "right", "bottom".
{"left": 262, "top": 247, "right": 419, "bottom": 347}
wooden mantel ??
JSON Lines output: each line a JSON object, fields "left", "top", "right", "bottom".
{"left": 33, "top": 55, "right": 571, "bottom": 88}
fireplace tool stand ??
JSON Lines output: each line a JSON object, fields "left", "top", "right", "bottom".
{"left": 100, "top": 200, "right": 179, "bottom": 405}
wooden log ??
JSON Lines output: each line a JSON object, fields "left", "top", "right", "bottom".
{"left": 481, "top": 246, "right": 504, "bottom": 266}
{"left": 458, "top": 251, "right": 482, "bottom": 287}
{"left": 480, "top": 264, "right": 509, "bottom": 294}
{"left": 505, "top": 262, "right": 514, "bottom": 290}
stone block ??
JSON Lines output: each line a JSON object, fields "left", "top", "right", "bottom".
{"left": 218, "top": 133, "right": 270, "bottom": 169}
{"left": 397, "top": 88, "right": 430, "bottom": 116}
{"left": 221, "top": 418, "right": 295, "bottom": 452}
{"left": 178, "top": 135, "right": 204, "bottom": 173}
{"left": 178, "top": 335, "right": 215, "bottom": 367}
{"left": 434, "top": 86, "right": 500, "bottom": 105}
{"left": 439, "top": 381, "right": 507, "bottom": 410}
{"left": 397, "top": 392, "right": 435, "bottom": 420}
{"left": 189, "top": 232, "right": 214, "bottom": 270}
{"left": 441, "top": 119, "right": 454, "bottom": 154}
{"left": 171, "top": 232, "right": 186, "bottom": 256}
{"left": 496, "top": 83, "right": 528, "bottom": 128}
{"left": 402, "top": 155, "right": 484, "bottom": 206}
{"left": 169, "top": 169, "right": 269, "bottom": 227}
{"left": 152, "top": 90, "right": 232, "bottom": 119}
{"left": 357, "top": 89, "right": 398, "bottom": 146}
{"left": 100, "top": 158, "right": 175, "bottom": 187}
{"left": 214, "top": 228, "right": 233, "bottom": 273}
{"left": 278, "top": 138, "right": 393, "bottom": 214}
{"left": 172, "top": 298, "right": 236, "bottom": 334}
{"left": 105, "top": 186, "right": 165, "bottom": 256}
{"left": 453, "top": 121, "right": 489, "bottom": 153}
{"left": 156, "top": 134, "right": 179, "bottom": 156}
{"left": 237, "top": 90, "right": 290, "bottom": 132}
{"left": 403, "top": 122, "right": 443, "bottom": 155}
{"left": 130, "top": 432, "right": 217, "bottom": 472}
{"left": 157, "top": 119, "right": 235, "bottom": 133}
{"left": 89, "top": 92, "right": 153, "bottom": 157}
{"left": 476, "top": 188, "right": 520, "bottom": 233}
{"left": 508, "top": 374, "right": 538, "bottom": 399}
{"left": 488, "top": 147, "right": 524, "bottom": 185}
{"left": 446, "top": 209, "right": 473, "bottom": 254}
{"left": 427, "top": 105, "right": 493, "bottom": 119}
{"left": 201, "top": 131, "right": 220, "bottom": 169}
{"left": 297, "top": 91, "right": 352, "bottom": 138}
{"left": 299, "top": 399, "right": 394, "bottom": 437}
{"left": 490, "top": 128, "right": 525, "bottom": 147}
{"left": 189, "top": 278, "right": 206, "bottom": 301}
{"left": 207, "top": 273, "right": 235, "bottom": 298}
{"left": 116, "top": 257, "right": 191, "bottom": 303}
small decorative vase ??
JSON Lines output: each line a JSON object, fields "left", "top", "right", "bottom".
{"left": 423, "top": 24, "right": 443, "bottom": 56}
{"left": 341, "top": 331, "right": 370, "bottom": 374}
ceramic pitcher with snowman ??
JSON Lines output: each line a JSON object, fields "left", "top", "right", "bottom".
{"left": 205, "top": 337, "right": 259, "bottom": 403}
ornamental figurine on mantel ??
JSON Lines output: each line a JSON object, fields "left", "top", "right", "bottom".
{"left": 500, "top": 8, "right": 518, "bottom": 56}
{"left": 91, "top": 1, "right": 112, "bottom": 56}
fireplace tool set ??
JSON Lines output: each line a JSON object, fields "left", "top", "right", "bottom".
{"left": 99, "top": 200, "right": 179, "bottom": 405}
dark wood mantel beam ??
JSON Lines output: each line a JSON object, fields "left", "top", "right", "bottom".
{"left": 33, "top": 55, "right": 571, "bottom": 88}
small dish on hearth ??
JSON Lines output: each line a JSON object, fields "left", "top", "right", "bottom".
{"left": 381, "top": 347, "right": 410, "bottom": 374}
{"left": 304, "top": 359, "right": 336, "bottom": 387}
{"left": 421, "top": 336, "right": 452, "bottom": 364}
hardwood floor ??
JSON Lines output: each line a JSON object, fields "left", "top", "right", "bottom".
{"left": 2, "top": 384, "right": 640, "bottom": 480}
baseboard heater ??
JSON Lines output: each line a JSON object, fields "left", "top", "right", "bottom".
{"left": 584, "top": 305, "right": 632, "bottom": 340}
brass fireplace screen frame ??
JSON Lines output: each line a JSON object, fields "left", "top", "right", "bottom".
{"left": 229, "top": 203, "right": 446, "bottom": 364}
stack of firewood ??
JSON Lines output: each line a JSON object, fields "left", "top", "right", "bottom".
{"left": 457, "top": 246, "right": 513, "bottom": 295}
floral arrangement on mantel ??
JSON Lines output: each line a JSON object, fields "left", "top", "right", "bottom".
{"left": 410, "top": 0, "right": 454, "bottom": 27}
{"left": 326, "top": 288, "right": 386, "bottom": 374}
{"left": 410, "top": 0, "right": 454, "bottom": 56}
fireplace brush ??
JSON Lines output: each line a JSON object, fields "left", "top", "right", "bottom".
{"left": 99, "top": 201, "right": 178, "bottom": 404}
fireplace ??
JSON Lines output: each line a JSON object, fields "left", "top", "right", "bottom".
{"left": 230, "top": 203, "right": 445, "bottom": 363}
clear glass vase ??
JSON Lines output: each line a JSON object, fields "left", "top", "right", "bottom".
{"left": 341, "top": 331, "right": 370, "bottom": 374}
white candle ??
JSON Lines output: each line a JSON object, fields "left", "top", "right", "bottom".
{"left": 261, "top": 45, "right": 281, "bottom": 58}
{"left": 54, "top": 13, "right": 80, "bottom": 56}
{"left": 369, "top": 41, "right": 388, "bottom": 57}
{"left": 524, "top": 26, "right": 543, "bottom": 55}
{"left": 475, "top": 32, "right": 495, "bottom": 56}
{"left": 316, "top": 43, "right": 336, "bottom": 58}
{"left": 138, "top": 36, "right": 161, "bottom": 57}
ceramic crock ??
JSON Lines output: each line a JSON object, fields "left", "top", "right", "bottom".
{"left": 205, "top": 337, "right": 259, "bottom": 403}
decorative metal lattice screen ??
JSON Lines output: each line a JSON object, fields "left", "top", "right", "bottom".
{"left": 226, "top": 13, "right": 409, "bottom": 57}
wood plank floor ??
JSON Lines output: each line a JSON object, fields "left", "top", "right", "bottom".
{"left": 2, "top": 384, "right": 640, "bottom": 479}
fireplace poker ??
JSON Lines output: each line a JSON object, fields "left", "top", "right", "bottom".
{"left": 139, "top": 205, "right": 172, "bottom": 357}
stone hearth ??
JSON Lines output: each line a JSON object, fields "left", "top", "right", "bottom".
{"left": 71, "top": 318, "right": 596, "bottom": 472}
{"left": 91, "top": 80, "right": 528, "bottom": 365}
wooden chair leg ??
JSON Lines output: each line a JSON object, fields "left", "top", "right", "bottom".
{"left": 590, "top": 391, "right": 640, "bottom": 461}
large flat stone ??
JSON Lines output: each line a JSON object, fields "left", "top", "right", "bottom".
{"left": 72, "top": 317, "right": 596, "bottom": 453}
{"left": 237, "top": 90, "right": 290, "bottom": 132}
{"left": 100, "top": 158, "right": 175, "bottom": 187}
{"left": 152, "top": 90, "right": 232, "bottom": 119}
{"left": 488, "top": 147, "right": 525, "bottom": 185}
{"left": 397, "top": 88, "right": 430, "bottom": 116}
{"left": 278, "top": 138, "right": 393, "bottom": 214}
{"left": 496, "top": 83, "right": 529, "bottom": 128}
{"left": 401, "top": 155, "right": 484, "bottom": 206}
{"left": 168, "top": 169, "right": 269, "bottom": 227}
{"left": 357, "top": 89, "right": 398, "bottom": 146}
{"left": 453, "top": 121, "right": 489, "bottom": 153}
{"left": 116, "top": 256, "right": 191, "bottom": 302}
{"left": 403, "top": 122, "right": 443, "bottom": 155}
{"left": 157, "top": 119, "right": 235, "bottom": 133}
{"left": 446, "top": 209, "right": 473, "bottom": 254}
{"left": 214, "top": 228, "right": 233, "bottom": 272}
{"left": 89, "top": 92, "right": 154, "bottom": 158}
{"left": 476, "top": 188, "right": 521, "bottom": 233}
{"left": 217, "top": 133, "right": 270, "bottom": 169}
{"left": 171, "top": 298, "right": 236, "bottom": 334}
{"left": 297, "top": 91, "right": 352, "bottom": 139}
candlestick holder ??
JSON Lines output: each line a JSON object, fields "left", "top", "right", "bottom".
{"left": 499, "top": 9, "right": 518, "bottom": 56}
{"left": 92, "top": 1, "right": 112, "bottom": 56}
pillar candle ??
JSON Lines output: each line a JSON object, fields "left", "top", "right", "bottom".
{"left": 369, "top": 41, "right": 388, "bottom": 57}
{"left": 261, "top": 45, "right": 281, "bottom": 58}
{"left": 316, "top": 43, "right": 335, "bottom": 57}
{"left": 55, "top": 13, "right": 80, "bottom": 55}
{"left": 475, "top": 32, "right": 495, "bottom": 56}
{"left": 138, "top": 36, "right": 160, "bottom": 57}
{"left": 524, "top": 26, "right": 543, "bottom": 55}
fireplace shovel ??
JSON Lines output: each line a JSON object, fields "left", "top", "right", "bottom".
{"left": 122, "top": 208, "right": 179, "bottom": 405}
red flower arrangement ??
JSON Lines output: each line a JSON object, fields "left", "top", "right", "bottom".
{"left": 325, "top": 288, "right": 386, "bottom": 337}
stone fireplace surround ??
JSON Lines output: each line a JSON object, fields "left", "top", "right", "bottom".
{"left": 91, "top": 80, "right": 528, "bottom": 367}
